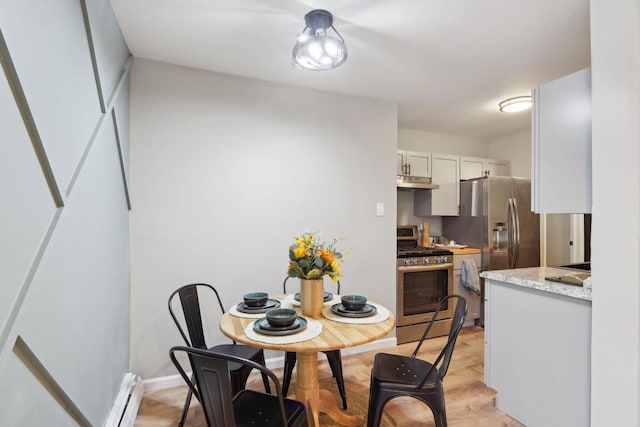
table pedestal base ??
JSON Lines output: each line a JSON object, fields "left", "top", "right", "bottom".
{"left": 296, "top": 352, "right": 364, "bottom": 427}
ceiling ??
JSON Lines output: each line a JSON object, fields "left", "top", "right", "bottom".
{"left": 110, "top": 0, "right": 590, "bottom": 141}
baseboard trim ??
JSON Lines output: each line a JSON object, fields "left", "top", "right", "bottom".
{"left": 105, "top": 373, "right": 143, "bottom": 427}
{"left": 142, "top": 337, "right": 397, "bottom": 393}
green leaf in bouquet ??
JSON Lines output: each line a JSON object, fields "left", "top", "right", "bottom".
{"left": 289, "top": 261, "right": 305, "bottom": 278}
{"left": 298, "top": 259, "right": 309, "bottom": 270}
{"left": 306, "top": 268, "right": 323, "bottom": 279}
{"left": 314, "top": 257, "right": 324, "bottom": 268}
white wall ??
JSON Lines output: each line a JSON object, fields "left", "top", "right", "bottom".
{"left": 590, "top": 0, "right": 640, "bottom": 425}
{"left": 0, "top": 0, "right": 131, "bottom": 425}
{"left": 397, "top": 191, "right": 444, "bottom": 237}
{"left": 487, "top": 129, "right": 531, "bottom": 178}
{"left": 129, "top": 59, "right": 398, "bottom": 379}
{"left": 398, "top": 128, "right": 488, "bottom": 156}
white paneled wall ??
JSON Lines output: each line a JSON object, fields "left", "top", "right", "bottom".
{"left": 0, "top": 0, "right": 131, "bottom": 425}
{"left": 0, "top": 0, "right": 103, "bottom": 191}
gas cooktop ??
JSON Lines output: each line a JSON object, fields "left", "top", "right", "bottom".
{"left": 397, "top": 246, "right": 453, "bottom": 258}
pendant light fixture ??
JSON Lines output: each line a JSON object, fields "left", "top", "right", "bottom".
{"left": 292, "top": 9, "right": 348, "bottom": 71}
{"left": 499, "top": 96, "right": 532, "bottom": 113}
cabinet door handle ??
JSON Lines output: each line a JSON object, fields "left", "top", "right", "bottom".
{"left": 408, "top": 163, "right": 411, "bottom": 175}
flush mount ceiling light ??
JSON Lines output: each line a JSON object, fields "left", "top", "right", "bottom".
{"left": 292, "top": 9, "right": 347, "bottom": 71}
{"left": 499, "top": 96, "right": 532, "bottom": 113}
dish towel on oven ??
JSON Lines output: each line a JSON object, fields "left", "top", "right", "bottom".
{"left": 460, "top": 259, "right": 481, "bottom": 295}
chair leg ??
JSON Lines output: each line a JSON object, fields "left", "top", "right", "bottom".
{"left": 429, "top": 390, "right": 448, "bottom": 427}
{"left": 367, "top": 388, "right": 398, "bottom": 427}
{"left": 178, "top": 388, "right": 192, "bottom": 427}
{"left": 255, "top": 352, "right": 272, "bottom": 394}
{"left": 282, "top": 351, "right": 297, "bottom": 396}
{"left": 434, "top": 408, "right": 448, "bottom": 427}
{"left": 325, "top": 351, "right": 347, "bottom": 409}
{"left": 260, "top": 372, "right": 271, "bottom": 394}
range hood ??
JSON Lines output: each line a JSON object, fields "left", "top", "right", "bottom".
{"left": 396, "top": 175, "right": 439, "bottom": 190}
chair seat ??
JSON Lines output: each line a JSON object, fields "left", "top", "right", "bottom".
{"left": 372, "top": 353, "right": 441, "bottom": 387}
{"left": 210, "top": 343, "right": 263, "bottom": 372}
{"left": 169, "top": 284, "right": 272, "bottom": 426}
{"left": 233, "top": 389, "right": 307, "bottom": 427}
{"left": 366, "top": 295, "right": 467, "bottom": 427}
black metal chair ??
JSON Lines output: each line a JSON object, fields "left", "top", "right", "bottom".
{"left": 168, "top": 283, "right": 271, "bottom": 426}
{"left": 170, "top": 346, "right": 308, "bottom": 427}
{"left": 281, "top": 276, "right": 347, "bottom": 409}
{"left": 366, "top": 295, "right": 467, "bottom": 427}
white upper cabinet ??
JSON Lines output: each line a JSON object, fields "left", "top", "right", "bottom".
{"left": 460, "top": 156, "right": 510, "bottom": 180}
{"left": 532, "top": 68, "right": 591, "bottom": 213}
{"left": 397, "top": 150, "right": 431, "bottom": 177}
{"left": 414, "top": 153, "right": 460, "bottom": 216}
{"left": 485, "top": 159, "right": 510, "bottom": 177}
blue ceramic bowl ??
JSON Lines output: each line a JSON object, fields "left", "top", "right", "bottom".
{"left": 243, "top": 292, "right": 268, "bottom": 307}
{"left": 341, "top": 295, "right": 367, "bottom": 311}
{"left": 265, "top": 308, "right": 298, "bottom": 327}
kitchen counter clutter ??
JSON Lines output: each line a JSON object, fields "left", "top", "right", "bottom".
{"left": 447, "top": 247, "right": 480, "bottom": 255}
{"left": 482, "top": 267, "right": 591, "bottom": 427}
{"left": 480, "top": 266, "right": 592, "bottom": 301}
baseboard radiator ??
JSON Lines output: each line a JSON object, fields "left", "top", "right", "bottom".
{"left": 105, "top": 373, "right": 143, "bottom": 427}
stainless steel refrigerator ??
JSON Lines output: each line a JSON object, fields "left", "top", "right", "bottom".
{"left": 443, "top": 176, "right": 540, "bottom": 323}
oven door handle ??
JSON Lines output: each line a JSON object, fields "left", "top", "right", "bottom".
{"left": 398, "top": 263, "right": 453, "bottom": 272}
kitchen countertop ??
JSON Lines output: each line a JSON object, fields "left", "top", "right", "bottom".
{"left": 448, "top": 247, "right": 481, "bottom": 255}
{"left": 480, "top": 267, "right": 592, "bottom": 302}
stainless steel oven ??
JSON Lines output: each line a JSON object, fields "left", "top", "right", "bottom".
{"left": 396, "top": 226, "right": 454, "bottom": 344}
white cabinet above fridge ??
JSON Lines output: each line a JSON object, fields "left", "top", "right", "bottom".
{"left": 460, "top": 156, "right": 510, "bottom": 180}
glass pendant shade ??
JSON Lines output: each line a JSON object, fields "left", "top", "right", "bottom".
{"left": 293, "top": 9, "right": 347, "bottom": 71}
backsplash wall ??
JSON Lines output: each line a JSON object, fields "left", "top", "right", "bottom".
{"left": 397, "top": 190, "right": 443, "bottom": 237}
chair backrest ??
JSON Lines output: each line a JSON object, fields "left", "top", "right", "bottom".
{"left": 283, "top": 276, "right": 341, "bottom": 295}
{"left": 168, "top": 283, "right": 226, "bottom": 349}
{"left": 412, "top": 294, "right": 467, "bottom": 388}
{"left": 170, "top": 346, "right": 290, "bottom": 427}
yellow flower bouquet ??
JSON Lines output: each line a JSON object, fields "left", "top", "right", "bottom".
{"left": 288, "top": 233, "right": 348, "bottom": 282}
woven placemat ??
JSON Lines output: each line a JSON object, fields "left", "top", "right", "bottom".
{"left": 244, "top": 317, "right": 322, "bottom": 344}
{"left": 322, "top": 302, "right": 390, "bottom": 324}
{"left": 228, "top": 298, "right": 282, "bottom": 319}
{"left": 282, "top": 293, "right": 342, "bottom": 308}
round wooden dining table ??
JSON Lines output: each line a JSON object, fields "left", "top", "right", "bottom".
{"left": 219, "top": 301, "right": 395, "bottom": 427}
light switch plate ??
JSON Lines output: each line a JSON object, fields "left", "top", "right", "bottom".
{"left": 376, "top": 202, "right": 384, "bottom": 216}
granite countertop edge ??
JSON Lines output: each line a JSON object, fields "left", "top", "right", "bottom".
{"left": 480, "top": 267, "right": 592, "bottom": 302}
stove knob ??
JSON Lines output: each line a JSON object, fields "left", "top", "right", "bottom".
{"left": 424, "top": 257, "right": 430, "bottom": 264}
{"left": 404, "top": 258, "right": 411, "bottom": 265}
{"left": 412, "top": 258, "right": 418, "bottom": 265}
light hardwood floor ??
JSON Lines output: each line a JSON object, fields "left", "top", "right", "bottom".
{"left": 134, "top": 327, "right": 523, "bottom": 426}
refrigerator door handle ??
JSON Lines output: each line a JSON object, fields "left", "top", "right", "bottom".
{"left": 512, "top": 198, "right": 521, "bottom": 267}
{"left": 507, "top": 198, "right": 515, "bottom": 268}
{"left": 507, "top": 198, "right": 521, "bottom": 269}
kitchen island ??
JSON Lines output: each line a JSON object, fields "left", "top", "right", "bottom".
{"left": 480, "top": 267, "right": 591, "bottom": 427}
